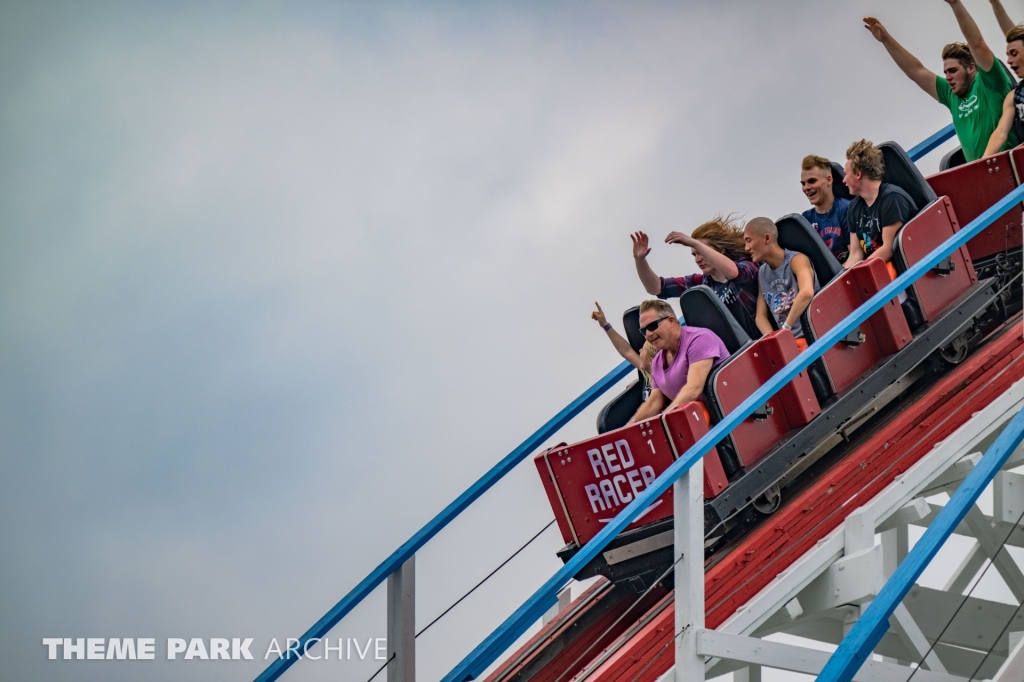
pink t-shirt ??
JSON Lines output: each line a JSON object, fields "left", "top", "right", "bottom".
{"left": 651, "top": 326, "right": 730, "bottom": 402}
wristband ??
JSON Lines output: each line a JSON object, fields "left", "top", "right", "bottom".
{"left": 602, "top": 323, "right": 612, "bottom": 331}
{"left": 781, "top": 322, "right": 792, "bottom": 331}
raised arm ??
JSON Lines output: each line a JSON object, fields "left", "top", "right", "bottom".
{"left": 865, "top": 17, "right": 940, "bottom": 100}
{"left": 592, "top": 302, "right": 643, "bottom": 369}
{"left": 946, "top": 0, "right": 995, "bottom": 72}
{"left": 665, "top": 231, "right": 740, "bottom": 280}
{"left": 631, "top": 232, "right": 663, "bottom": 295}
{"left": 991, "top": 0, "right": 1018, "bottom": 37}
{"left": 985, "top": 92, "right": 1016, "bottom": 157}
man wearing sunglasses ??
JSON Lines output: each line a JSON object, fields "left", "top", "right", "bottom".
{"left": 629, "top": 299, "right": 730, "bottom": 423}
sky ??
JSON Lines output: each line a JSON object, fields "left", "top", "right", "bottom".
{"left": 0, "top": 1, "right": 1017, "bottom": 681}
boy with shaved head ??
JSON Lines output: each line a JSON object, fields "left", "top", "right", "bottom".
{"left": 743, "top": 217, "right": 820, "bottom": 350}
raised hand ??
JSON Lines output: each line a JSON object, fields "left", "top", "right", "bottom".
{"left": 665, "top": 231, "right": 699, "bottom": 248}
{"left": 591, "top": 302, "right": 608, "bottom": 327}
{"left": 864, "top": 16, "right": 890, "bottom": 42}
{"left": 631, "top": 231, "right": 652, "bottom": 259}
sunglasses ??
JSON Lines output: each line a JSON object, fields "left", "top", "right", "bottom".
{"left": 640, "top": 316, "right": 672, "bottom": 335}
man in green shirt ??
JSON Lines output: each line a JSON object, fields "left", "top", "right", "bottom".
{"left": 865, "top": 0, "right": 1016, "bottom": 161}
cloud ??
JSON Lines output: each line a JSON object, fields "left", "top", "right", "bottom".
{"left": 0, "top": 1, "right": 999, "bottom": 680}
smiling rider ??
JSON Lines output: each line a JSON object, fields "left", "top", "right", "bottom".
{"left": 840, "top": 139, "right": 920, "bottom": 287}
{"left": 628, "top": 299, "right": 730, "bottom": 424}
{"left": 800, "top": 155, "right": 850, "bottom": 262}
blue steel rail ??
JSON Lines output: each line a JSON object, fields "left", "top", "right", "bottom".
{"left": 253, "top": 360, "right": 634, "bottom": 682}
{"left": 906, "top": 122, "right": 955, "bottom": 159}
{"left": 253, "top": 123, "right": 960, "bottom": 682}
{"left": 817, "top": 408, "right": 1024, "bottom": 682}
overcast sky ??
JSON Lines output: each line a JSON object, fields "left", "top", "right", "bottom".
{"left": 1, "top": 1, "right": 1018, "bottom": 681}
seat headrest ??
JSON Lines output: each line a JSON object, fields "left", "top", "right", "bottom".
{"left": 939, "top": 146, "right": 966, "bottom": 172}
{"left": 997, "top": 58, "right": 1017, "bottom": 85}
{"left": 878, "top": 141, "right": 937, "bottom": 209}
{"left": 622, "top": 306, "right": 645, "bottom": 353}
{"left": 775, "top": 213, "right": 843, "bottom": 285}
{"left": 678, "top": 286, "right": 750, "bottom": 355}
{"left": 830, "top": 162, "right": 853, "bottom": 201}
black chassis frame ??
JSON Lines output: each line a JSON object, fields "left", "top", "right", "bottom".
{"left": 556, "top": 517, "right": 676, "bottom": 591}
{"left": 704, "top": 277, "right": 999, "bottom": 534}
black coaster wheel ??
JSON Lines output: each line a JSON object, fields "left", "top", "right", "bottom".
{"left": 940, "top": 331, "right": 970, "bottom": 365}
{"left": 752, "top": 484, "right": 781, "bottom": 515}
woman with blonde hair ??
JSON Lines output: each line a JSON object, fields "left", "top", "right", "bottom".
{"left": 591, "top": 302, "right": 659, "bottom": 400}
{"left": 631, "top": 215, "right": 761, "bottom": 338}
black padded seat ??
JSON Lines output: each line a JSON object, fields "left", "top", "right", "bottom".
{"left": 878, "top": 141, "right": 937, "bottom": 210}
{"left": 596, "top": 306, "right": 649, "bottom": 434}
{"left": 775, "top": 214, "right": 842, "bottom": 405}
{"left": 679, "top": 285, "right": 752, "bottom": 356}
{"left": 776, "top": 213, "right": 844, "bottom": 286}
{"left": 596, "top": 381, "right": 643, "bottom": 434}
{"left": 831, "top": 162, "right": 853, "bottom": 201}
{"left": 622, "top": 306, "right": 645, "bottom": 353}
{"left": 668, "top": 275, "right": 760, "bottom": 342}
{"left": 998, "top": 58, "right": 1017, "bottom": 84}
{"left": 876, "top": 141, "right": 936, "bottom": 330}
{"left": 939, "top": 146, "right": 966, "bottom": 172}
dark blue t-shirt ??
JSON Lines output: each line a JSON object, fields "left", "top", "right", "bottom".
{"left": 802, "top": 198, "right": 850, "bottom": 260}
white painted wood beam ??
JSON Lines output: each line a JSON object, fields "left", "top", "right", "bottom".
{"left": 696, "top": 630, "right": 965, "bottom": 682}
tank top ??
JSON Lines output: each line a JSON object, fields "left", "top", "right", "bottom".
{"left": 757, "top": 249, "right": 819, "bottom": 339}
{"left": 1012, "top": 80, "right": 1024, "bottom": 149}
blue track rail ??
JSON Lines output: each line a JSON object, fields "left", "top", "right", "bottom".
{"left": 251, "top": 121, "right": 971, "bottom": 682}
{"left": 253, "top": 360, "right": 634, "bottom": 682}
{"left": 906, "top": 123, "right": 955, "bottom": 160}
